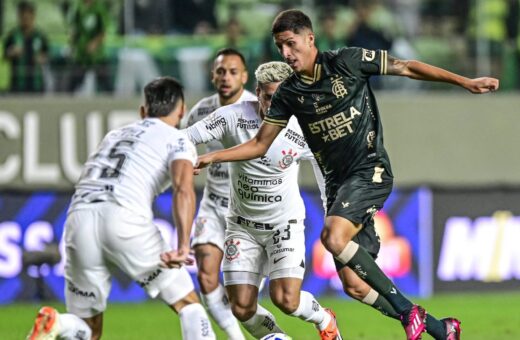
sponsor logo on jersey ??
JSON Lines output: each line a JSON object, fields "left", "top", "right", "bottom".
{"left": 362, "top": 48, "right": 376, "bottom": 62}
{"left": 67, "top": 281, "right": 96, "bottom": 298}
{"left": 284, "top": 129, "right": 307, "bottom": 147}
{"left": 298, "top": 95, "right": 305, "bottom": 104}
{"left": 308, "top": 106, "right": 362, "bottom": 142}
{"left": 137, "top": 268, "right": 163, "bottom": 288}
{"left": 279, "top": 149, "right": 297, "bottom": 169}
{"left": 225, "top": 239, "right": 240, "bottom": 261}
{"left": 366, "top": 130, "right": 376, "bottom": 149}
{"left": 237, "top": 173, "right": 283, "bottom": 202}
{"left": 205, "top": 116, "right": 226, "bottom": 131}
{"left": 270, "top": 247, "right": 295, "bottom": 256}
{"left": 237, "top": 118, "right": 260, "bottom": 129}
{"left": 257, "top": 155, "right": 271, "bottom": 166}
{"left": 208, "top": 162, "right": 229, "bottom": 180}
{"left": 331, "top": 76, "right": 348, "bottom": 99}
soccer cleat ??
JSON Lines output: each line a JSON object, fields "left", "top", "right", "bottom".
{"left": 318, "top": 308, "right": 343, "bottom": 340}
{"left": 400, "top": 305, "right": 426, "bottom": 340}
{"left": 442, "top": 318, "right": 461, "bottom": 340}
{"left": 26, "top": 306, "right": 60, "bottom": 340}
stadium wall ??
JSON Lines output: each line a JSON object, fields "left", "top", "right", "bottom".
{"left": 0, "top": 93, "right": 518, "bottom": 190}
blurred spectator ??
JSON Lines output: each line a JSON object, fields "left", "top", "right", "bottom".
{"left": 224, "top": 16, "right": 244, "bottom": 49}
{"left": 66, "top": 0, "right": 111, "bottom": 94}
{"left": 171, "top": 0, "right": 217, "bottom": 34}
{"left": 316, "top": 10, "right": 343, "bottom": 51}
{"left": 3, "top": 1, "right": 49, "bottom": 93}
{"left": 346, "top": 0, "right": 393, "bottom": 51}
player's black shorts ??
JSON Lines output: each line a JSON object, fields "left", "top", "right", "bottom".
{"left": 326, "top": 164, "right": 393, "bottom": 271}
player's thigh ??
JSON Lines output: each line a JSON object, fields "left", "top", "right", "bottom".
{"left": 100, "top": 204, "right": 193, "bottom": 303}
{"left": 327, "top": 165, "right": 393, "bottom": 226}
{"left": 222, "top": 224, "right": 265, "bottom": 287}
{"left": 194, "top": 243, "right": 224, "bottom": 274}
{"left": 333, "top": 218, "right": 380, "bottom": 271}
{"left": 266, "top": 221, "right": 306, "bottom": 281}
{"left": 64, "top": 207, "right": 111, "bottom": 318}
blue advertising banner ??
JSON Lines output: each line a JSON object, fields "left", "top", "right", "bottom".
{"left": 0, "top": 188, "right": 429, "bottom": 304}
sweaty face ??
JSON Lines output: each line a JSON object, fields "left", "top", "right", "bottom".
{"left": 256, "top": 82, "right": 281, "bottom": 120}
{"left": 212, "top": 54, "right": 248, "bottom": 103}
{"left": 274, "top": 30, "right": 315, "bottom": 76}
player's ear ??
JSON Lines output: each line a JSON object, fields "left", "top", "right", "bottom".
{"left": 307, "top": 31, "right": 315, "bottom": 47}
{"left": 139, "top": 105, "right": 147, "bottom": 119}
{"left": 242, "top": 71, "right": 248, "bottom": 85}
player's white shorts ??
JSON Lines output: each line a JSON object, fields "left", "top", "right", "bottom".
{"left": 64, "top": 201, "right": 194, "bottom": 318}
{"left": 222, "top": 216, "right": 306, "bottom": 287}
{"left": 191, "top": 189, "right": 229, "bottom": 251}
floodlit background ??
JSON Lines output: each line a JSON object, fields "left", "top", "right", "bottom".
{"left": 1, "top": 0, "right": 519, "bottom": 339}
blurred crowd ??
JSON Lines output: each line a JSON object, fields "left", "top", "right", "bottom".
{"left": 1, "top": 0, "right": 519, "bottom": 95}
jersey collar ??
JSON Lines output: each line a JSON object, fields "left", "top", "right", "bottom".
{"left": 298, "top": 51, "right": 323, "bottom": 85}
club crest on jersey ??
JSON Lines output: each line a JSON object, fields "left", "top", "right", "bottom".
{"left": 331, "top": 76, "right": 348, "bottom": 99}
{"left": 279, "top": 149, "right": 297, "bottom": 169}
{"left": 225, "top": 239, "right": 240, "bottom": 261}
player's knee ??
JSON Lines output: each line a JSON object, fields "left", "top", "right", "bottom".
{"left": 271, "top": 292, "right": 299, "bottom": 314}
{"left": 320, "top": 227, "right": 349, "bottom": 255}
{"left": 230, "top": 302, "right": 255, "bottom": 322}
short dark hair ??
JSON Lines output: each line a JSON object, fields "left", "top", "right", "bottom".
{"left": 18, "top": 1, "right": 35, "bottom": 13}
{"left": 213, "top": 47, "right": 247, "bottom": 68}
{"left": 271, "top": 9, "right": 313, "bottom": 35}
{"left": 144, "top": 77, "right": 184, "bottom": 118}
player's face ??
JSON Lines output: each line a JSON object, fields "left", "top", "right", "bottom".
{"left": 212, "top": 54, "right": 248, "bottom": 104}
{"left": 256, "top": 81, "right": 281, "bottom": 120}
{"left": 274, "top": 29, "right": 315, "bottom": 75}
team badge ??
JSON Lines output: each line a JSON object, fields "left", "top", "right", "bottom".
{"left": 194, "top": 217, "right": 207, "bottom": 237}
{"left": 362, "top": 48, "right": 376, "bottom": 62}
{"left": 279, "top": 149, "right": 297, "bottom": 169}
{"left": 224, "top": 239, "right": 240, "bottom": 261}
{"left": 331, "top": 76, "right": 348, "bottom": 99}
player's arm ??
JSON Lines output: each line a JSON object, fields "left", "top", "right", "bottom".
{"left": 386, "top": 55, "right": 499, "bottom": 94}
{"left": 197, "top": 122, "right": 282, "bottom": 169}
{"left": 161, "top": 159, "right": 196, "bottom": 268}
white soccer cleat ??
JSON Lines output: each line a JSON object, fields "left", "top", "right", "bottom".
{"left": 26, "top": 306, "right": 60, "bottom": 340}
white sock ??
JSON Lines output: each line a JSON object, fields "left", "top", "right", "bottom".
{"left": 202, "top": 285, "right": 245, "bottom": 340}
{"left": 242, "top": 304, "right": 284, "bottom": 338}
{"left": 290, "top": 291, "right": 331, "bottom": 331}
{"left": 58, "top": 313, "right": 92, "bottom": 340}
{"left": 179, "top": 303, "right": 216, "bottom": 339}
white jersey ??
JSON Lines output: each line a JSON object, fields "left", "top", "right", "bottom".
{"left": 186, "top": 100, "right": 323, "bottom": 226}
{"left": 70, "top": 118, "right": 197, "bottom": 219}
{"left": 185, "top": 90, "right": 256, "bottom": 197}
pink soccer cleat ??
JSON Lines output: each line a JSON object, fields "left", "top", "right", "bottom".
{"left": 400, "top": 305, "right": 426, "bottom": 340}
{"left": 442, "top": 318, "right": 461, "bottom": 340}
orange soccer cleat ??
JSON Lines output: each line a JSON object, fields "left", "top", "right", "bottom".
{"left": 318, "top": 308, "right": 343, "bottom": 340}
{"left": 26, "top": 306, "right": 60, "bottom": 340}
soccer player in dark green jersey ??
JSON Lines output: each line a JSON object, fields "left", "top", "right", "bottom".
{"left": 196, "top": 9, "right": 499, "bottom": 340}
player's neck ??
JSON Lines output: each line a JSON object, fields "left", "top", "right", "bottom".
{"left": 220, "top": 88, "right": 244, "bottom": 106}
{"left": 158, "top": 115, "right": 179, "bottom": 128}
{"left": 300, "top": 49, "right": 319, "bottom": 78}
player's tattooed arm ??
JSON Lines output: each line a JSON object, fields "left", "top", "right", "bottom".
{"left": 385, "top": 54, "right": 499, "bottom": 94}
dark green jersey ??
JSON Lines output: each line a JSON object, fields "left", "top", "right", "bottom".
{"left": 265, "top": 47, "right": 393, "bottom": 191}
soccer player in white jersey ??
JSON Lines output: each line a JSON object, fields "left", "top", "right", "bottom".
{"left": 183, "top": 48, "right": 255, "bottom": 340}
{"left": 27, "top": 77, "right": 215, "bottom": 340}
{"left": 167, "top": 62, "right": 342, "bottom": 339}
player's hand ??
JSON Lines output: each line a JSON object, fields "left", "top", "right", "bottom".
{"left": 195, "top": 153, "right": 215, "bottom": 172}
{"left": 464, "top": 77, "right": 499, "bottom": 94}
{"left": 160, "top": 247, "right": 194, "bottom": 268}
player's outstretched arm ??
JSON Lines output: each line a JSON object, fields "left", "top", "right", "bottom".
{"left": 386, "top": 54, "right": 499, "bottom": 94}
{"left": 196, "top": 122, "right": 283, "bottom": 169}
{"left": 161, "top": 159, "right": 196, "bottom": 268}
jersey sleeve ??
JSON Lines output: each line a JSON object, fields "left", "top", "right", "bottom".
{"left": 184, "top": 106, "right": 231, "bottom": 145}
{"left": 167, "top": 132, "right": 198, "bottom": 166}
{"left": 264, "top": 88, "right": 291, "bottom": 128}
{"left": 339, "top": 47, "right": 388, "bottom": 77}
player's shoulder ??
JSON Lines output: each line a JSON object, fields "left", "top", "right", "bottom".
{"left": 187, "top": 94, "right": 220, "bottom": 122}
{"left": 240, "top": 89, "right": 257, "bottom": 101}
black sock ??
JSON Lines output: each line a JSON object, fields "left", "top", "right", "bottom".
{"left": 344, "top": 245, "right": 413, "bottom": 314}
{"left": 369, "top": 294, "right": 400, "bottom": 319}
{"left": 425, "top": 314, "right": 446, "bottom": 339}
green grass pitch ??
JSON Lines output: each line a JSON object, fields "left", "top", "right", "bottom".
{"left": 2, "top": 292, "right": 519, "bottom": 339}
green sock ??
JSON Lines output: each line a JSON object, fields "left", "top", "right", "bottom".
{"left": 344, "top": 244, "right": 413, "bottom": 314}
{"left": 425, "top": 314, "right": 446, "bottom": 340}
